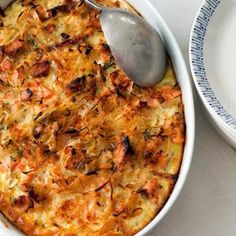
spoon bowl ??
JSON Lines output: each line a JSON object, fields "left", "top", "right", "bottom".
{"left": 84, "top": 0, "right": 167, "bottom": 87}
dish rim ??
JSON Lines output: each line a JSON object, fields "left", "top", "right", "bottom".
{"left": 189, "top": 0, "right": 236, "bottom": 136}
{"left": 133, "top": 1, "right": 195, "bottom": 235}
{"left": 0, "top": 0, "right": 195, "bottom": 235}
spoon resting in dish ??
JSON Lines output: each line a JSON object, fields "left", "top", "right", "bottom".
{"left": 84, "top": 0, "right": 167, "bottom": 87}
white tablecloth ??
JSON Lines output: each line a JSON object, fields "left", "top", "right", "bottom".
{"left": 149, "top": 0, "right": 236, "bottom": 235}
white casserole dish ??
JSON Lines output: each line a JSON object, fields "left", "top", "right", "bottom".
{"left": 0, "top": 0, "right": 195, "bottom": 235}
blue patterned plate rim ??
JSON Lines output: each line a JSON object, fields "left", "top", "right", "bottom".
{"left": 189, "top": 0, "right": 236, "bottom": 132}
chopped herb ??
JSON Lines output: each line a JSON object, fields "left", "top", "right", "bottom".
{"left": 143, "top": 130, "right": 151, "bottom": 141}
{"left": 26, "top": 88, "right": 33, "bottom": 98}
{"left": 10, "top": 155, "right": 16, "bottom": 161}
{"left": 123, "top": 136, "right": 134, "bottom": 156}
{"left": 27, "top": 36, "right": 38, "bottom": 48}
{"left": 52, "top": 1, "right": 77, "bottom": 13}
{"left": 159, "top": 184, "right": 164, "bottom": 189}
{"left": 136, "top": 188, "right": 148, "bottom": 198}
{"left": 101, "top": 43, "right": 110, "bottom": 51}
{"left": 85, "top": 45, "right": 93, "bottom": 55}
{"left": 0, "top": 79, "right": 9, "bottom": 87}
{"left": 65, "top": 127, "right": 88, "bottom": 135}
{"left": 76, "top": 162, "right": 85, "bottom": 171}
{"left": 64, "top": 128, "right": 79, "bottom": 135}
{"left": 34, "top": 111, "right": 43, "bottom": 121}
{"left": 144, "top": 151, "right": 152, "bottom": 159}
{"left": 67, "top": 75, "right": 86, "bottom": 92}
{"left": 17, "top": 148, "right": 23, "bottom": 156}
{"left": 86, "top": 170, "right": 98, "bottom": 176}
{"left": 60, "top": 32, "right": 70, "bottom": 40}
{"left": 102, "top": 61, "right": 115, "bottom": 70}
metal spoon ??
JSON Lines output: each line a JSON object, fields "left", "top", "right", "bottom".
{"left": 84, "top": 0, "right": 167, "bottom": 87}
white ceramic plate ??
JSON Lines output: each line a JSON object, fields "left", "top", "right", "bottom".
{"left": 0, "top": 0, "right": 195, "bottom": 235}
{"left": 190, "top": 0, "right": 236, "bottom": 147}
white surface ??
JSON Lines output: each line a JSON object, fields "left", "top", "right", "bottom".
{"left": 205, "top": 0, "right": 236, "bottom": 119}
{"left": 149, "top": 0, "right": 236, "bottom": 236}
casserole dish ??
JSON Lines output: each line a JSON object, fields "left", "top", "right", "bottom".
{"left": 0, "top": 0, "right": 195, "bottom": 235}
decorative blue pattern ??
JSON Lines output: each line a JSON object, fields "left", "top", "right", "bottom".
{"left": 190, "top": 0, "right": 236, "bottom": 130}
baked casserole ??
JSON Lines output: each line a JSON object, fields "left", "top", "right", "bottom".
{"left": 0, "top": 0, "right": 185, "bottom": 235}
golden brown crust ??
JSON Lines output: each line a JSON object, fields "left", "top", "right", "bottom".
{"left": 0, "top": 0, "right": 185, "bottom": 235}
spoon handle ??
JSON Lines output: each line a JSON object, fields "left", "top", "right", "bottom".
{"left": 84, "top": 0, "right": 103, "bottom": 11}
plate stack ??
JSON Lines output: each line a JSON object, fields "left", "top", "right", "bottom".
{"left": 190, "top": 0, "right": 236, "bottom": 149}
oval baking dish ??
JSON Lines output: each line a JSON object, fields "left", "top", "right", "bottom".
{"left": 0, "top": 0, "right": 195, "bottom": 235}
